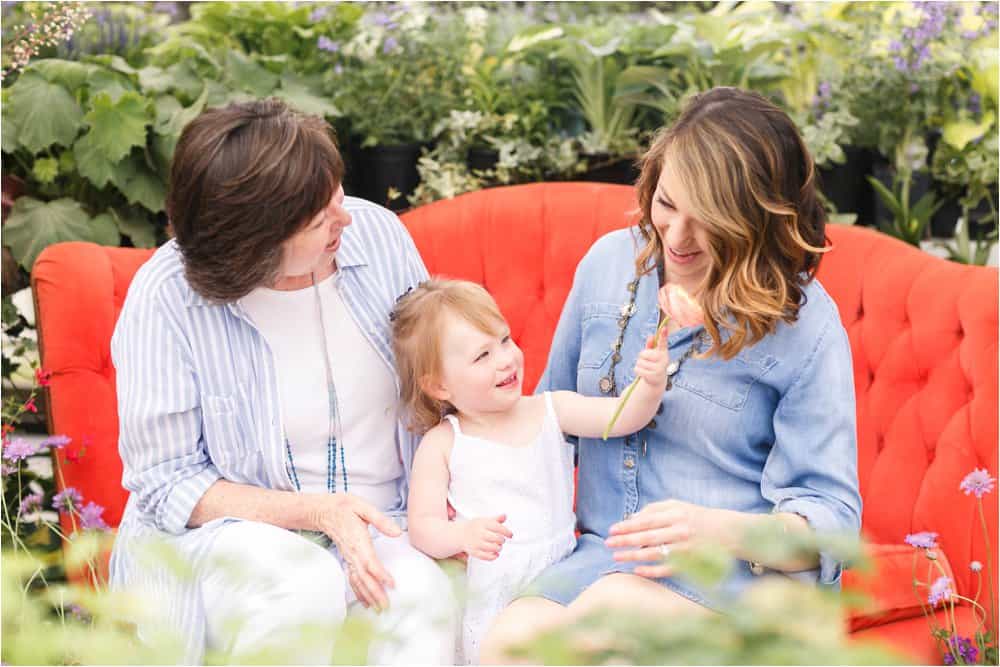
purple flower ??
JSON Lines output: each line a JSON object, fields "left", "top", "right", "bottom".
{"left": 943, "top": 636, "right": 979, "bottom": 664}
{"left": 78, "top": 501, "right": 109, "bottom": 530}
{"left": 382, "top": 36, "right": 399, "bottom": 53}
{"left": 18, "top": 491, "right": 43, "bottom": 516}
{"left": 905, "top": 531, "right": 939, "bottom": 548}
{"left": 317, "top": 36, "right": 340, "bottom": 53}
{"left": 2, "top": 463, "right": 17, "bottom": 476}
{"left": 928, "top": 576, "right": 954, "bottom": 606}
{"left": 818, "top": 81, "right": 831, "bottom": 97}
{"left": 2, "top": 437, "right": 38, "bottom": 462}
{"left": 42, "top": 434, "right": 71, "bottom": 449}
{"left": 960, "top": 468, "right": 996, "bottom": 498}
{"left": 334, "top": 64, "right": 343, "bottom": 75}
{"left": 369, "top": 11, "right": 397, "bottom": 30}
{"left": 310, "top": 6, "right": 330, "bottom": 22}
{"left": 970, "top": 560, "right": 983, "bottom": 572}
{"left": 889, "top": 40, "right": 903, "bottom": 53}
{"left": 969, "top": 93, "right": 982, "bottom": 115}
{"left": 52, "top": 487, "right": 83, "bottom": 512}
{"left": 894, "top": 56, "right": 910, "bottom": 72}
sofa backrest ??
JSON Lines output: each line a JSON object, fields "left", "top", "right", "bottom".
{"left": 32, "top": 183, "right": 997, "bottom": 601}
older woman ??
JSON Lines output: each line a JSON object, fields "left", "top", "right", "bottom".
{"left": 109, "top": 99, "right": 458, "bottom": 664}
{"left": 482, "top": 87, "right": 863, "bottom": 660}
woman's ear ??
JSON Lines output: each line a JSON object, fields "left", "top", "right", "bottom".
{"left": 419, "top": 374, "right": 451, "bottom": 403}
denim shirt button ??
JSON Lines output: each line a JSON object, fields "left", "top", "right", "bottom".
{"left": 624, "top": 457, "right": 635, "bottom": 469}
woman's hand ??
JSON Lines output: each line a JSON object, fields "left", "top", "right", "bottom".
{"left": 314, "top": 494, "right": 402, "bottom": 612}
{"left": 604, "top": 499, "right": 725, "bottom": 578}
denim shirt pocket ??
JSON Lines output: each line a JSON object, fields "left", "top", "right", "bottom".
{"left": 202, "top": 386, "right": 252, "bottom": 465}
{"left": 672, "top": 348, "right": 779, "bottom": 411}
{"left": 577, "top": 302, "right": 626, "bottom": 371}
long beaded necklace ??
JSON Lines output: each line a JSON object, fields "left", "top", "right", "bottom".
{"left": 284, "top": 270, "right": 348, "bottom": 494}
{"left": 598, "top": 262, "right": 708, "bottom": 398}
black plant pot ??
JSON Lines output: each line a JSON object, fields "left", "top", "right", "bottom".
{"left": 466, "top": 146, "right": 500, "bottom": 173}
{"left": 579, "top": 153, "right": 640, "bottom": 185}
{"left": 355, "top": 142, "right": 423, "bottom": 212}
{"left": 931, "top": 185, "right": 999, "bottom": 238}
{"left": 817, "top": 147, "right": 875, "bottom": 226}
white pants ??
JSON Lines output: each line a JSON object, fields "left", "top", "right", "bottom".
{"left": 200, "top": 520, "right": 459, "bottom": 665}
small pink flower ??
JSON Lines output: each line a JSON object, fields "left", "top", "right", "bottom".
{"left": 78, "top": 501, "right": 109, "bottom": 531}
{"left": 904, "top": 531, "right": 938, "bottom": 549}
{"left": 658, "top": 284, "right": 705, "bottom": 329}
{"left": 34, "top": 367, "right": 51, "bottom": 387}
{"left": 23, "top": 397, "right": 37, "bottom": 413}
{"left": 960, "top": 468, "right": 996, "bottom": 498}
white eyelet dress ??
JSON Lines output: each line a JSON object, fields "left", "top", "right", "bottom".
{"left": 445, "top": 392, "right": 577, "bottom": 664}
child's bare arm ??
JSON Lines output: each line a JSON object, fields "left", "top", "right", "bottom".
{"left": 552, "top": 330, "right": 670, "bottom": 439}
{"left": 407, "top": 425, "right": 513, "bottom": 560}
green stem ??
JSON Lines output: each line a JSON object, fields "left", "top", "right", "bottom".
{"left": 978, "top": 498, "right": 997, "bottom": 633}
{"left": 602, "top": 315, "right": 669, "bottom": 441}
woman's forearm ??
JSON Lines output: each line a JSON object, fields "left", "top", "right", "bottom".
{"left": 715, "top": 509, "right": 820, "bottom": 572}
{"left": 187, "top": 478, "right": 334, "bottom": 532}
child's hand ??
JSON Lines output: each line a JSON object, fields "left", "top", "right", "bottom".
{"left": 462, "top": 514, "right": 513, "bottom": 561}
{"left": 635, "top": 327, "right": 671, "bottom": 389}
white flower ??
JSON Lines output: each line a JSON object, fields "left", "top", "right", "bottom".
{"left": 463, "top": 6, "right": 489, "bottom": 40}
{"left": 11, "top": 287, "right": 35, "bottom": 326}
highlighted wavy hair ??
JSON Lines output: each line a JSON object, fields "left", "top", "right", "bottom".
{"left": 634, "top": 87, "right": 828, "bottom": 359}
{"left": 391, "top": 279, "right": 507, "bottom": 434}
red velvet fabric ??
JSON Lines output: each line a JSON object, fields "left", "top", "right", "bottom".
{"left": 32, "top": 183, "right": 998, "bottom": 662}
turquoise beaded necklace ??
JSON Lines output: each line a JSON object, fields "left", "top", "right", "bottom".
{"left": 284, "top": 270, "right": 348, "bottom": 494}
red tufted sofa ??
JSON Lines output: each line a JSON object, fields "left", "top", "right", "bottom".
{"left": 32, "top": 183, "right": 997, "bottom": 662}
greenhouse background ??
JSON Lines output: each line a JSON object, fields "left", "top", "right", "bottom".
{"left": 1, "top": 2, "right": 998, "bottom": 665}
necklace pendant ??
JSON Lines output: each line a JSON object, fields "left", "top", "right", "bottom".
{"left": 666, "top": 361, "right": 680, "bottom": 376}
{"left": 599, "top": 376, "right": 614, "bottom": 394}
{"left": 665, "top": 376, "right": 672, "bottom": 391}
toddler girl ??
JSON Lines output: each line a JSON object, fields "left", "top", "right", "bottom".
{"left": 391, "top": 279, "right": 670, "bottom": 664}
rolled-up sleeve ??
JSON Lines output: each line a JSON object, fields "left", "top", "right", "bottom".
{"left": 761, "top": 313, "right": 863, "bottom": 587}
{"left": 112, "top": 289, "right": 221, "bottom": 535}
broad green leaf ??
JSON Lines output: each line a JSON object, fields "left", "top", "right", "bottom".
{"left": 4, "top": 197, "right": 120, "bottom": 270}
{"left": 6, "top": 73, "right": 84, "bottom": 153}
{"left": 276, "top": 74, "right": 340, "bottom": 118}
{"left": 2, "top": 101, "right": 18, "bottom": 154}
{"left": 942, "top": 114, "right": 996, "bottom": 151}
{"left": 109, "top": 209, "right": 158, "bottom": 248}
{"left": 58, "top": 150, "right": 76, "bottom": 174}
{"left": 32, "top": 158, "right": 59, "bottom": 184}
{"left": 224, "top": 50, "right": 279, "bottom": 97}
{"left": 87, "top": 213, "right": 125, "bottom": 247}
{"left": 137, "top": 66, "right": 175, "bottom": 95}
{"left": 153, "top": 87, "right": 209, "bottom": 163}
{"left": 73, "top": 131, "right": 117, "bottom": 189}
{"left": 24, "top": 59, "right": 98, "bottom": 90}
{"left": 91, "top": 54, "right": 138, "bottom": 76}
{"left": 86, "top": 68, "right": 136, "bottom": 103}
{"left": 111, "top": 153, "right": 166, "bottom": 213}
{"left": 82, "top": 92, "right": 151, "bottom": 163}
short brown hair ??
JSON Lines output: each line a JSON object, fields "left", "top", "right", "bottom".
{"left": 391, "top": 279, "right": 507, "bottom": 434}
{"left": 634, "top": 87, "right": 827, "bottom": 360}
{"left": 167, "top": 98, "right": 345, "bottom": 302}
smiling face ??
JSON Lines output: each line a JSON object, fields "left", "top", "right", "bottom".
{"left": 650, "top": 158, "right": 713, "bottom": 296}
{"left": 275, "top": 183, "right": 352, "bottom": 287}
{"left": 428, "top": 308, "right": 524, "bottom": 419}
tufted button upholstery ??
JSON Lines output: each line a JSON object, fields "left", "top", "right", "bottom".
{"left": 32, "top": 183, "right": 997, "bottom": 656}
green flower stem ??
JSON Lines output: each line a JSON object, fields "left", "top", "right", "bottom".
{"left": 602, "top": 315, "right": 669, "bottom": 441}
{"left": 978, "top": 498, "right": 997, "bottom": 632}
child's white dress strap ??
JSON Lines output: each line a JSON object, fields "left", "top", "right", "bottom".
{"left": 542, "top": 390, "right": 556, "bottom": 420}
{"left": 444, "top": 413, "right": 462, "bottom": 435}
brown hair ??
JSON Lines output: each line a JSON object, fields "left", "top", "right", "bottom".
{"left": 167, "top": 98, "right": 345, "bottom": 302}
{"left": 391, "top": 279, "right": 507, "bottom": 434}
{"left": 634, "top": 87, "right": 828, "bottom": 359}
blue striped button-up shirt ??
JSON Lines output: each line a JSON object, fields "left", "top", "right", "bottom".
{"left": 108, "top": 197, "right": 428, "bottom": 663}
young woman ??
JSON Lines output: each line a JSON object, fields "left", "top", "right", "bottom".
{"left": 481, "top": 87, "right": 863, "bottom": 662}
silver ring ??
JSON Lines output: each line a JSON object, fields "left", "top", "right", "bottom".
{"left": 658, "top": 544, "right": 671, "bottom": 558}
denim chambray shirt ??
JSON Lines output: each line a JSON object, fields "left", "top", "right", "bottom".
{"left": 536, "top": 227, "right": 862, "bottom": 608}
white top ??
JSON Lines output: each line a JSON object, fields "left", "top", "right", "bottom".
{"left": 240, "top": 271, "right": 402, "bottom": 511}
{"left": 445, "top": 392, "right": 576, "bottom": 544}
